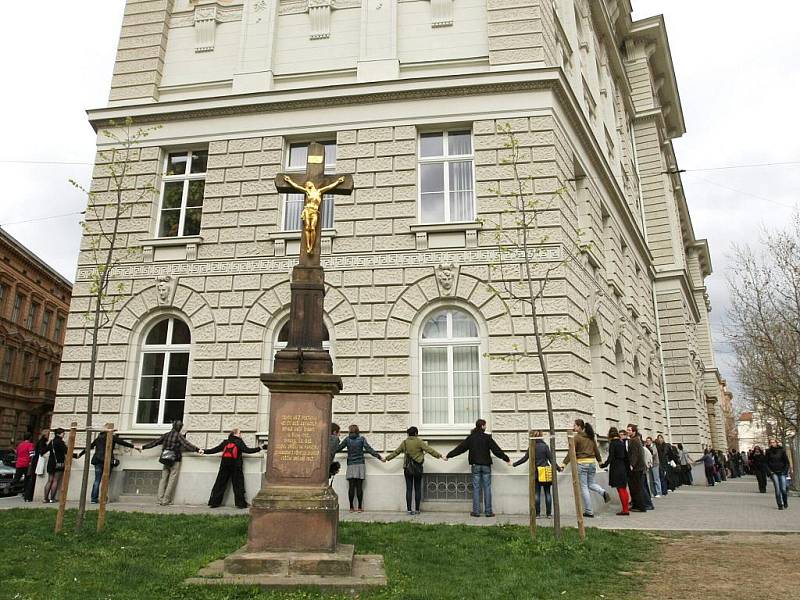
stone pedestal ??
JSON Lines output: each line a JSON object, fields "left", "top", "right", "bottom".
{"left": 189, "top": 371, "right": 386, "bottom": 591}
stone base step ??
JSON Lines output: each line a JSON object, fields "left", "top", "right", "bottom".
{"left": 188, "top": 554, "right": 386, "bottom": 595}
{"left": 223, "top": 544, "right": 355, "bottom": 576}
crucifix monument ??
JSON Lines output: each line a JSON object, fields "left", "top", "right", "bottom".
{"left": 190, "top": 143, "right": 385, "bottom": 590}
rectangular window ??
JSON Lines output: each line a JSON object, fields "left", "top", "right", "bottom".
{"left": 26, "top": 302, "right": 39, "bottom": 331}
{"left": 1, "top": 349, "right": 14, "bottom": 382}
{"left": 40, "top": 310, "right": 52, "bottom": 337}
{"left": 156, "top": 149, "right": 208, "bottom": 238}
{"left": 0, "top": 283, "right": 6, "bottom": 316}
{"left": 282, "top": 142, "right": 336, "bottom": 231}
{"left": 53, "top": 316, "right": 64, "bottom": 342}
{"left": 11, "top": 293, "right": 23, "bottom": 323}
{"left": 418, "top": 130, "right": 474, "bottom": 224}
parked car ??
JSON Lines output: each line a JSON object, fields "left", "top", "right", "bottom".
{"left": 0, "top": 462, "right": 23, "bottom": 496}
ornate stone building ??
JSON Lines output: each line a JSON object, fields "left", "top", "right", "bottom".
{"left": 55, "top": 0, "right": 728, "bottom": 510}
{"left": 0, "top": 228, "right": 71, "bottom": 448}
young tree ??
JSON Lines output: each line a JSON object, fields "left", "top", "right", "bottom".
{"left": 483, "top": 125, "right": 593, "bottom": 538}
{"left": 70, "top": 118, "right": 158, "bottom": 531}
{"left": 727, "top": 215, "right": 800, "bottom": 485}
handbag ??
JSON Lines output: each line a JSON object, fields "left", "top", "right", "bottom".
{"left": 404, "top": 455, "right": 424, "bottom": 478}
{"left": 35, "top": 454, "right": 47, "bottom": 476}
{"left": 537, "top": 466, "right": 553, "bottom": 483}
{"left": 110, "top": 456, "right": 120, "bottom": 469}
{"left": 159, "top": 449, "right": 177, "bottom": 467}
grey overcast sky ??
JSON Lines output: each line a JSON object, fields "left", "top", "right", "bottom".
{"left": 1, "top": 2, "right": 798, "bottom": 405}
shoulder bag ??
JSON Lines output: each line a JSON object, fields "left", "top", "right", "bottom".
{"left": 404, "top": 455, "right": 424, "bottom": 478}
{"left": 159, "top": 449, "right": 177, "bottom": 467}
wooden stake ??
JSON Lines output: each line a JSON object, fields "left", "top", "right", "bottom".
{"left": 97, "top": 423, "right": 115, "bottom": 532}
{"left": 55, "top": 423, "right": 78, "bottom": 534}
{"left": 528, "top": 434, "right": 536, "bottom": 540}
{"left": 567, "top": 435, "right": 586, "bottom": 541}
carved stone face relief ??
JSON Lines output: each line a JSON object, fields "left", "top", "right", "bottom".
{"left": 435, "top": 262, "right": 457, "bottom": 296}
{"left": 155, "top": 275, "right": 177, "bottom": 305}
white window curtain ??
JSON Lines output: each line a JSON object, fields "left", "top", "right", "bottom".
{"left": 420, "top": 308, "right": 481, "bottom": 426}
{"left": 418, "top": 130, "right": 474, "bottom": 224}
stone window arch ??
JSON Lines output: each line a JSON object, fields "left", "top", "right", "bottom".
{"left": 134, "top": 316, "right": 191, "bottom": 426}
{"left": 271, "top": 318, "right": 332, "bottom": 371}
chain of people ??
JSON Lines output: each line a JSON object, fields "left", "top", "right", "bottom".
{"left": 6, "top": 418, "right": 793, "bottom": 516}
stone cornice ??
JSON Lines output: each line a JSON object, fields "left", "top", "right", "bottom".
{"left": 87, "top": 70, "right": 562, "bottom": 130}
{"left": 653, "top": 268, "right": 702, "bottom": 324}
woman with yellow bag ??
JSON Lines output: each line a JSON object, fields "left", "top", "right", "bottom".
{"left": 512, "top": 430, "right": 555, "bottom": 518}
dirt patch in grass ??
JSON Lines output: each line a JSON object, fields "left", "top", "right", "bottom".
{"left": 644, "top": 533, "right": 800, "bottom": 600}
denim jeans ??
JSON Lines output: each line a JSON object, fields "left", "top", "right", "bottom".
{"left": 471, "top": 464, "right": 492, "bottom": 515}
{"left": 535, "top": 482, "right": 552, "bottom": 516}
{"left": 577, "top": 462, "right": 605, "bottom": 515}
{"left": 649, "top": 466, "right": 662, "bottom": 496}
{"left": 771, "top": 473, "right": 788, "bottom": 508}
{"left": 91, "top": 463, "right": 104, "bottom": 503}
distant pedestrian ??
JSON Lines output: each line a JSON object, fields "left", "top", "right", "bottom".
{"left": 677, "top": 443, "right": 693, "bottom": 485}
{"left": 23, "top": 429, "right": 49, "bottom": 502}
{"left": 447, "top": 418, "right": 510, "bottom": 517}
{"left": 13, "top": 433, "right": 34, "bottom": 487}
{"left": 625, "top": 424, "right": 648, "bottom": 512}
{"left": 561, "top": 419, "right": 610, "bottom": 518}
{"left": 696, "top": 449, "right": 716, "bottom": 486}
{"left": 142, "top": 420, "right": 203, "bottom": 506}
{"left": 513, "top": 430, "right": 555, "bottom": 518}
{"left": 43, "top": 428, "right": 67, "bottom": 503}
{"left": 765, "top": 439, "right": 790, "bottom": 510}
{"left": 204, "top": 428, "right": 265, "bottom": 509}
{"left": 77, "top": 430, "right": 140, "bottom": 504}
{"left": 336, "top": 424, "right": 384, "bottom": 512}
{"left": 600, "top": 427, "right": 630, "bottom": 516}
{"left": 640, "top": 438, "right": 655, "bottom": 509}
{"left": 385, "top": 426, "right": 445, "bottom": 515}
{"left": 645, "top": 437, "right": 662, "bottom": 497}
{"left": 750, "top": 445, "right": 768, "bottom": 493}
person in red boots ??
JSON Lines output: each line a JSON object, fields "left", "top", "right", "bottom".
{"left": 601, "top": 427, "right": 630, "bottom": 516}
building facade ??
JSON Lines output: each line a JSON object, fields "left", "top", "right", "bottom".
{"left": 0, "top": 228, "right": 71, "bottom": 448}
{"left": 55, "top": 0, "right": 728, "bottom": 510}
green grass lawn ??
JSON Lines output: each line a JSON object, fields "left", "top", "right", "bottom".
{"left": 2, "top": 509, "right": 653, "bottom": 600}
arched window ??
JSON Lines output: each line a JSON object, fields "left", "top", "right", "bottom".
{"left": 420, "top": 308, "right": 480, "bottom": 426}
{"left": 272, "top": 320, "right": 330, "bottom": 371}
{"left": 135, "top": 317, "right": 191, "bottom": 425}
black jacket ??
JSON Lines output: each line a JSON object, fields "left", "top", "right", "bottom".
{"left": 765, "top": 446, "right": 790, "bottom": 475}
{"left": 46, "top": 437, "right": 67, "bottom": 474}
{"left": 751, "top": 451, "right": 768, "bottom": 474}
{"left": 204, "top": 434, "right": 262, "bottom": 465}
{"left": 513, "top": 439, "right": 553, "bottom": 469}
{"left": 628, "top": 436, "right": 646, "bottom": 472}
{"left": 78, "top": 433, "right": 134, "bottom": 466}
{"left": 447, "top": 430, "right": 509, "bottom": 466}
{"left": 601, "top": 438, "right": 629, "bottom": 488}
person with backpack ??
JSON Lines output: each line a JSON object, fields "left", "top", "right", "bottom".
{"left": 76, "top": 429, "right": 141, "bottom": 504}
{"left": 142, "top": 420, "right": 203, "bottom": 506}
{"left": 385, "top": 426, "right": 446, "bottom": 515}
{"left": 446, "top": 418, "right": 511, "bottom": 518}
{"left": 512, "top": 430, "right": 555, "bottom": 518}
{"left": 335, "top": 424, "right": 384, "bottom": 512}
{"left": 204, "top": 428, "right": 266, "bottom": 509}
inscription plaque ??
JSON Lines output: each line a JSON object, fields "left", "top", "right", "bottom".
{"left": 275, "top": 414, "right": 319, "bottom": 475}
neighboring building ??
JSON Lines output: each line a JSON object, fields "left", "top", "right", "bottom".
{"left": 55, "top": 0, "right": 728, "bottom": 510}
{"left": 0, "top": 228, "right": 71, "bottom": 448}
{"left": 737, "top": 411, "right": 769, "bottom": 453}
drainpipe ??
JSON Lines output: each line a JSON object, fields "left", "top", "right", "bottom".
{"left": 631, "top": 125, "right": 673, "bottom": 442}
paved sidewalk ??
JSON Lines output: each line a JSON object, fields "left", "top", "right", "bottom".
{"left": 3, "top": 476, "right": 797, "bottom": 532}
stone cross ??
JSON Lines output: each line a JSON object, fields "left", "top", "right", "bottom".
{"left": 274, "top": 142, "right": 353, "bottom": 264}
